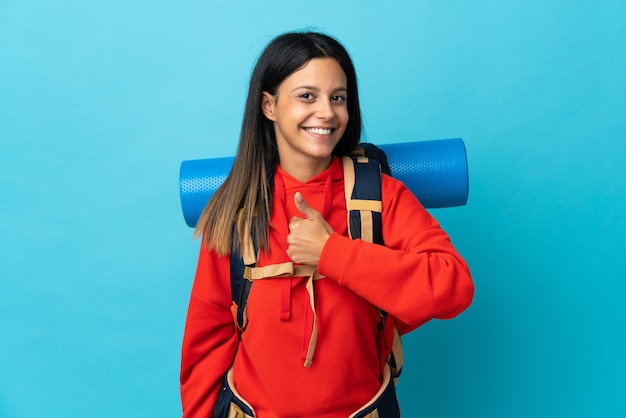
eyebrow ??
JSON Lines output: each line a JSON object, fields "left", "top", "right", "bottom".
{"left": 291, "top": 85, "right": 347, "bottom": 93}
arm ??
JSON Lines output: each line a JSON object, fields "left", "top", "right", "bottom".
{"left": 317, "top": 176, "right": 474, "bottom": 334}
{"left": 180, "top": 245, "right": 238, "bottom": 418}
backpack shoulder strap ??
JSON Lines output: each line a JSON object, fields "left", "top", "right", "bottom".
{"left": 341, "top": 154, "right": 384, "bottom": 245}
{"left": 343, "top": 150, "right": 404, "bottom": 385}
{"left": 229, "top": 219, "right": 257, "bottom": 331}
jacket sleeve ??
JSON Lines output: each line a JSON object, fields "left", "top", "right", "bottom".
{"left": 180, "top": 244, "right": 238, "bottom": 418}
{"left": 317, "top": 175, "right": 474, "bottom": 335}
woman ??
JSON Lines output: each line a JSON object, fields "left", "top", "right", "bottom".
{"left": 180, "top": 31, "right": 473, "bottom": 418}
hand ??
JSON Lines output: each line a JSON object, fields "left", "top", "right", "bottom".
{"left": 287, "top": 192, "right": 334, "bottom": 266}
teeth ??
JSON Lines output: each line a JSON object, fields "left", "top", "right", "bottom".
{"left": 306, "top": 127, "right": 332, "bottom": 135}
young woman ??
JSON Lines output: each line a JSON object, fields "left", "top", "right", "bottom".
{"left": 180, "top": 31, "right": 474, "bottom": 418}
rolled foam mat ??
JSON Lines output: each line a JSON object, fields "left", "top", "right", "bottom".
{"left": 180, "top": 138, "right": 468, "bottom": 227}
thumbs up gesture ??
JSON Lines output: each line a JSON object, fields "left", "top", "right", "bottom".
{"left": 287, "top": 192, "right": 334, "bottom": 265}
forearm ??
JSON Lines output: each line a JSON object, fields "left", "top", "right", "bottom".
{"left": 180, "top": 295, "right": 238, "bottom": 417}
{"left": 181, "top": 246, "right": 238, "bottom": 417}
{"left": 318, "top": 231, "right": 472, "bottom": 327}
{"left": 318, "top": 178, "right": 473, "bottom": 330}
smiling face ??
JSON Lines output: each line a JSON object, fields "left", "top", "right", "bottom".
{"left": 261, "top": 58, "right": 349, "bottom": 181}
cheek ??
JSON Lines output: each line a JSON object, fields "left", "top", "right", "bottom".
{"left": 339, "top": 108, "right": 349, "bottom": 128}
{"left": 280, "top": 104, "right": 309, "bottom": 125}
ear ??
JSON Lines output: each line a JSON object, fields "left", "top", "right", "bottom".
{"left": 261, "top": 91, "right": 277, "bottom": 122}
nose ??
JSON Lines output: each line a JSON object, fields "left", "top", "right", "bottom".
{"left": 315, "top": 98, "right": 336, "bottom": 120}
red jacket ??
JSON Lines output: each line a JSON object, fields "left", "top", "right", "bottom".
{"left": 180, "top": 157, "right": 473, "bottom": 417}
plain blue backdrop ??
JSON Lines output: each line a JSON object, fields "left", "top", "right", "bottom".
{"left": 1, "top": 1, "right": 625, "bottom": 417}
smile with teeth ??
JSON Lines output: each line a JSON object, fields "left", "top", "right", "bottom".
{"left": 304, "top": 127, "right": 333, "bottom": 135}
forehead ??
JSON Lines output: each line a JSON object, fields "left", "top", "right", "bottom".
{"left": 280, "top": 58, "right": 347, "bottom": 89}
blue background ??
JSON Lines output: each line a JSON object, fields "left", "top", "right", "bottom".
{"left": 1, "top": 1, "right": 625, "bottom": 417}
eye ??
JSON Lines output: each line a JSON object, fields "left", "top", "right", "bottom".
{"left": 331, "top": 95, "right": 346, "bottom": 102}
{"left": 299, "top": 93, "right": 315, "bottom": 100}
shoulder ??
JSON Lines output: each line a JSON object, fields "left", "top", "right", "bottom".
{"left": 381, "top": 173, "right": 413, "bottom": 199}
{"left": 381, "top": 173, "right": 430, "bottom": 216}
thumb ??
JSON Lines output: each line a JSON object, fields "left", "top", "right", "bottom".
{"left": 294, "top": 192, "right": 315, "bottom": 220}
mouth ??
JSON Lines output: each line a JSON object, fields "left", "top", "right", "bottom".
{"left": 303, "top": 127, "right": 334, "bottom": 136}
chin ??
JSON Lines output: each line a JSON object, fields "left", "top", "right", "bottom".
{"left": 310, "top": 143, "right": 339, "bottom": 156}
{"left": 308, "top": 150, "right": 335, "bottom": 160}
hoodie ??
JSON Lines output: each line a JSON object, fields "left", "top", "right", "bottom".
{"left": 180, "top": 156, "right": 473, "bottom": 417}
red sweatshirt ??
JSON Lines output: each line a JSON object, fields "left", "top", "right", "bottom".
{"left": 180, "top": 157, "right": 473, "bottom": 417}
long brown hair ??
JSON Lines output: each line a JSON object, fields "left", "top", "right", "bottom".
{"left": 195, "top": 31, "right": 362, "bottom": 255}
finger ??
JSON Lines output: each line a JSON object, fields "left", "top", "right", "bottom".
{"left": 294, "top": 192, "right": 315, "bottom": 220}
{"left": 288, "top": 217, "right": 300, "bottom": 234}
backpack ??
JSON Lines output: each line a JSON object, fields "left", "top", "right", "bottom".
{"left": 229, "top": 144, "right": 404, "bottom": 384}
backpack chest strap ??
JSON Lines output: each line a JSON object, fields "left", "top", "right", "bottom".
{"left": 241, "top": 260, "right": 323, "bottom": 368}
{"left": 243, "top": 262, "right": 325, "bottom": 281}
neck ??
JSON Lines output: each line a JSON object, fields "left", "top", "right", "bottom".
{"left": 279, "top": 156, "right": 333, "bottom": 182}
